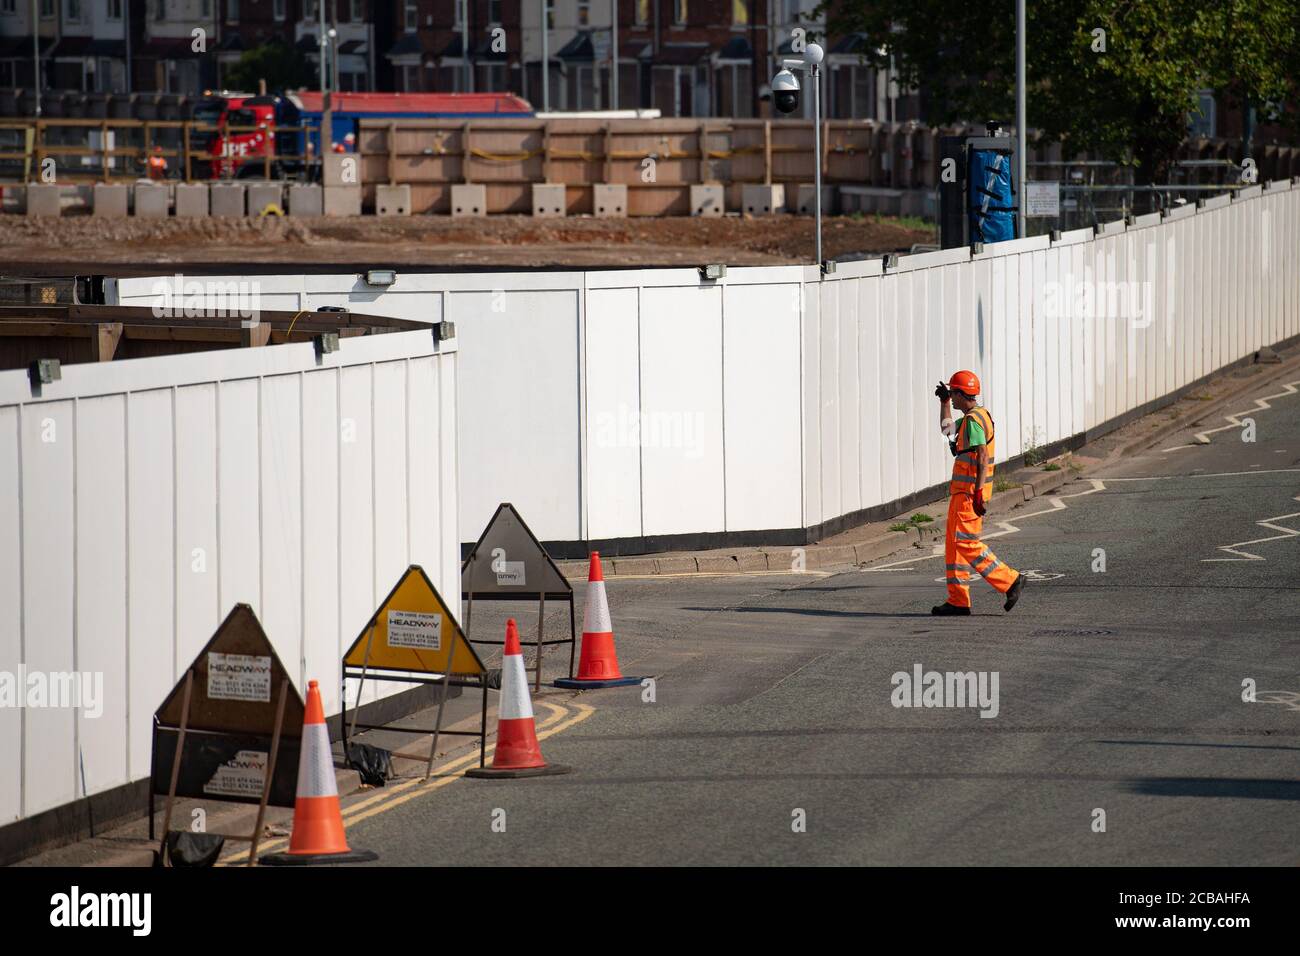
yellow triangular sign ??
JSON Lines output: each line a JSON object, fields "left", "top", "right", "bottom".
{"left": 343, "top": 566, "right": 485, "bottom": 676}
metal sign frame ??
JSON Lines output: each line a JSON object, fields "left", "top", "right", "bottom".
{"left": 341, "top": 565, "right": 489, "bottom": 780}
{"left": 149, "top": 604, "right": 304, "bottom": 867}
{"left": 461, "top": 502, "right": 577, "bottom": 692}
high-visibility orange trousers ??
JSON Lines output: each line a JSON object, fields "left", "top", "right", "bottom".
{"left": 945, "top": 492, "right": 1019, "bottom": 607}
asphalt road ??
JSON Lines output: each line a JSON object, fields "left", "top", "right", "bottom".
{"left": 336, "top": 371, "right": 1300, "bottom": 866}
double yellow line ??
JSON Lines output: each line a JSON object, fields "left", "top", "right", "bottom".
{"left": 223, "top": 699, "right": 594, "bottom": 864}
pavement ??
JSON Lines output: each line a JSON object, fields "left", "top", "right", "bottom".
{"left": 20, "top": 348, "right": 1300, "bottom": 867}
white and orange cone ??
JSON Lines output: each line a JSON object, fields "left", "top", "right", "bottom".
{"left": 467, "top": 620, "right": 571, "bottom": 778}
{"left": 555, "top": 552, "right": 644, "bottom": 688}
{"left": 261, "top": 680, "right": 377, "bottom": 865}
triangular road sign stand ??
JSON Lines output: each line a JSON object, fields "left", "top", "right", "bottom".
{"left": 462, "top": 503, "right": 577, "bottom": 691}
{"left": 149, "top": 603, "right": 305, "bottom": 867}
{"left": 341, "top": 565, "right": 490, "bottom": 780}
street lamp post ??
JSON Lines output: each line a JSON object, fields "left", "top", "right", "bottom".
{"left": 812, "top": 50, "right": 822, "bottom": 267}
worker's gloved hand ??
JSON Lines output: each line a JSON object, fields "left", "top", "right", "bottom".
{"left": 973, "top": 495, "right": 987, "bottom": 517}
{"left": 935, "top": 382, "right": 950, "bottom": 401}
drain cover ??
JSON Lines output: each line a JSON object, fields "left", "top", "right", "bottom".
{"left": 1031, "top": 627, "right": 1116, "bottom": 637}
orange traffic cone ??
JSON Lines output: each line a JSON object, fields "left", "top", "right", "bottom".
{"left": 554, "top": 552, "right": 644, "bottom": 688}
{"left": 466, "top": 620, "right": 571, "bottom": 778}
{"left": 261, "top": 680, "right": 377, "bottom": 865}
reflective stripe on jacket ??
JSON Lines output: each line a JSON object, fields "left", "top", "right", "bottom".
{"left": 949, "top": 406, "right": 995, "bottom": 498}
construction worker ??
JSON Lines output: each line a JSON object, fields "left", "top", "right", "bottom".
{"left": 147, "top": 145, "right": 168, "bottom": 181}
{"left": 932, "top": 370, "right": 1024, "bottom": 615}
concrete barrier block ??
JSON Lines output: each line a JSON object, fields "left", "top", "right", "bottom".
{"left": 323, "top": 153, "right": 361, "bottom": 187}
{"left": 323, "top": 185, "right": 362, "bottom": 217}
{"left": 690, "top": 184, "right": 725, "bottom": 217}
{"left": 133, "top": 183, "right": 169, "bottom": 218}
{"left": 376, "top": 184, "right": 411, "bottom": 216}
{"left": 174, "top": 182, "right": 209, "bottom": 217}
{"left": 210, "top": 182, "right": 246, "bottom": 217}
{"left": 593, "top": 183, "right": 627, "bottom": 217}
{"left": 93, "top": 183, "right": 129, "bottom": 218}
{"left": 742, "top": 184, "right": 784, "bottom": 216}
{"left": 246, "top": 182, "right": 284, "bottom": 216}
{"left": 451, "top": 183, "right": 486, "bottom": 217}
{"left": 288, "top": 184, "right": 323, "bottom": 218}
{"left": 794, "top": 184, "right": 836, "bottom": 215}
{"left": 531, "top": 183, "right": 565, "bottom": 217}
{"left": 26, "top": 184, "right": 62, "bottom": 217}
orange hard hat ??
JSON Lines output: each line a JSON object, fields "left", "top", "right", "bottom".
{"left": 948, "top": 370, "right": 981, "bottom": 396}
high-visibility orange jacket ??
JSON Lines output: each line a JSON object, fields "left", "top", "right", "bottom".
{"left": 949, "top": 406, "right": 995, "bottom": 500}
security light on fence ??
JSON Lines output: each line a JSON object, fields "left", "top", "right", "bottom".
{"left": 29, "top": 358, "right": 60, "bottom": 386}
{"left": 314, "top": 333, "right": 340, "bottom": 356}
{"left": 700, "top": 264, "right": 727, "bottom": 280}
{"left": 365, "top": 269, "right": 397, "bottom": 287}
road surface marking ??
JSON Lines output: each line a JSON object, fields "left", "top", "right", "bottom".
{"left": 1103, "top": 468, "right": 1300, "bottom": 481}
{"left": 1161, "top": 378, "right": 1300, "bottom": 450}
{"left": 221, "top": 700, "right": 593, "bottom": 864}
{"left": 1203, "top": 494, "right": 1300, "bottom": 562}
{"left": 864, "top": 480, "right": 1107, "bottom": 571}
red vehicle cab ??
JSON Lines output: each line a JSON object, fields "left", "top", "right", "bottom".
{"left": 189, "top": 90, "right": 533, "bottom": 180}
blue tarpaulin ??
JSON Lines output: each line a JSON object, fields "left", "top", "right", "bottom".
{"left": 968, "top": 148, "right": 1016, "bottom": 243}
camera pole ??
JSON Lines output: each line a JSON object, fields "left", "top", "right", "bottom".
{"left": 812, "top": 56, "right": 822, "bottom": 268}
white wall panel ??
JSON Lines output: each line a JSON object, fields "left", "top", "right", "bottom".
{"left": 837, "top": 280, "right": 860, "bottom": 518}
{"left": 584, "top": 288, "right": 643, "bottom": 541}
{"left": 175, "top": 384, "right": 220, "bottom": 668}
{"left": 0, "top": 408, "right": 21, "bottom": 824}
{"left": 338, "top": 365, "right": 376, "bottom": 707}
{"left": 372, "top": 361, "right": 410, "bottom": 605}
{"left": 74, "top": 395, "right": 129, "bottom": 798}
{"left": 818, "top": 280, "right": 841, "bottom": 523}
{"left": 259, "top": 374, "right": 304, "bottom": 686}
{"left": 723, "top": 282, "right": 803, "bottom": 532}
{"left": 437, "top": 358, "right": 460, "bottom": 603}
{"left": 857, "top": 276, "right": 883, "bottom": 512}
{"left": 20, "top": 400, "right": 76, "bottom": 816}
{"left": 802, "top": 279, "right": 821, "bottom": 527}
{"left": 884, "top": 274, "right": 907, "bottom": 498}
{"left": 126, "top": 389, "right": 174, "bottom": 781}
{"left": 640, "top": 286, "right": 725, "bottom": 536}
{"left": 301, "top": 369, "right": 341, "bottom": 716}
{"left": 217, "top": 379, "right": 260, "bottom": 617}
{"left": 452, "top": 289, "right": 581, "bottom": 544}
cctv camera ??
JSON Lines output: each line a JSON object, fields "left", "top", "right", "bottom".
{"left": 772, "top": 68, "right": 800, "bottom": 114}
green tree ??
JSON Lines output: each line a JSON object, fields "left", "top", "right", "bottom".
{"left": 819, "top": 0, "right": 1299, "bottom": 183}
{"left": 222, "top": 40, "right": 316, "bottom": 94}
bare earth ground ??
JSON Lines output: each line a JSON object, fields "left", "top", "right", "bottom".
{"left": 0, "top": 212, "right": 935, "bottom": 269}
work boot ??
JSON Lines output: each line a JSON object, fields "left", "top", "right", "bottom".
{"left": 931, "top": 602, "right": 972, "bottom": 616}
{"left": 1004, "top": 573, "right": 1025, "bottom": 612}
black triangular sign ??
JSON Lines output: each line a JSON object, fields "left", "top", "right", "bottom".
{"left": 461, "top": 502, "right": 572, "bottom": 598}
